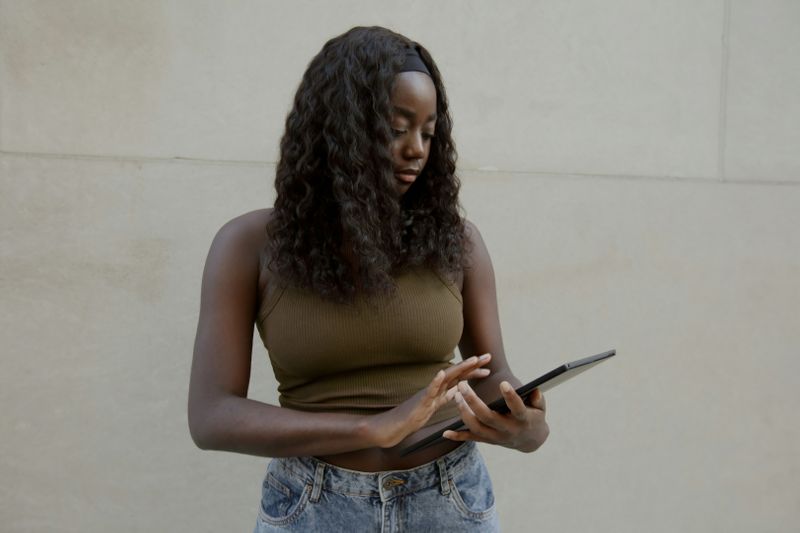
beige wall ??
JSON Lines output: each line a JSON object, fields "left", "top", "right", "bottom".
{"left": 1, "top": 1, "right": 798, "bottom": 531}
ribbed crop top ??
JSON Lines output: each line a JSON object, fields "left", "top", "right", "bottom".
{"left": 255, "top": 268, "right": 463, "bottom": 426}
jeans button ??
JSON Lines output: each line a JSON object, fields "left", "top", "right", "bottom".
{"left": 382, "top": 478, "right": 405, "bottom": 489}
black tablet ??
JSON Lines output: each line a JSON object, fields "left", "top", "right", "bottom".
{"left": 399, "top": 349, "right": 616, "bottom": 456}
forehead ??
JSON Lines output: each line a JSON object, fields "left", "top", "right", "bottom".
{"left": 390, "top": 72, "right": 437, "bottom": 119}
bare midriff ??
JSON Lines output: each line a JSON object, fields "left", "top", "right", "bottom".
{"left": 316, "top": 417, "right": 461, "bottom": 472}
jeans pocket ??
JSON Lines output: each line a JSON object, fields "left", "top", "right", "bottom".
{"left": 447, "top": 458, "right": 496, "bottom": 521}
{"left": 258, "top": 467, "right": 312, "bottom": 526}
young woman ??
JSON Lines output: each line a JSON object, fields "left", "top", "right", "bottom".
{"left": 188, "top": 26, "right": 549, "bottom": 532}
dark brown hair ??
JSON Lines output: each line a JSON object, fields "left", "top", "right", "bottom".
{"left": 266, "top": 26, "right": 465, "bottom": 301}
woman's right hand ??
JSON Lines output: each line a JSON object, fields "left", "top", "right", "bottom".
{"left": 365, "top": 354, "right": 492, "bottom": 448}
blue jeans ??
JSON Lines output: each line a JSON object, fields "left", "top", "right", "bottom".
{"left": 254, "top": 441, "right": 499, "bottom": 532}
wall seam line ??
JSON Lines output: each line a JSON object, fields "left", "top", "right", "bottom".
{"left": 0, "top": 149, "right": 740, "bottom": 180}
{"left": 0, "top": 150, "right": 273, "bottom": 168}
{"left": 0, "top": 1, "right": 5, "bottom": 153}
{"left": 718, "top": 0, "right": 732, "bottom": 182}
{"left": 2, "top": 150, "right": 797, "bottom": 187}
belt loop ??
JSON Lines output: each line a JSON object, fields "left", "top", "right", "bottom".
{"left": 436, "top": 458, "right": 450, "bottom": 495}
{"left": 310, "top": 462, "right": 325, "bottom": 503}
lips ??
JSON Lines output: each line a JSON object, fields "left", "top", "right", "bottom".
{"left": 394, "top": 168, "right": 420, "bottom": 184}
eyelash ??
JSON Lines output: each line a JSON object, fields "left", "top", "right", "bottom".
{"left": 391, "top": 129, "right": 435, "bottom": 140}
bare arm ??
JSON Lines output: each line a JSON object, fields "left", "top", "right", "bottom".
{"left": 448, "top": 220, "right": 550, "bottom": 452}
{"left": 187, "top": 211, "right": 489, "bottom": 457}
{"left": 459, "top": 221, "right": 519, "bottom": 391}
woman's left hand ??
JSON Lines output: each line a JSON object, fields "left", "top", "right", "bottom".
{"left": 443, "top": 381, "right": 549, "bottom": 453}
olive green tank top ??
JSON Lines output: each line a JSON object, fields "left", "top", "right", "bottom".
{"left": 256, "top": 268, "right": 463, "bottom": 426}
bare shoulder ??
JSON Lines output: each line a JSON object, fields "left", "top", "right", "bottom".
{"left": 463, "top": 219, "right": 482, "bottom": 245}
{"left": 452, "top": 219, "right": 490, "bottom": 291}
{"left": 463, "top": 219, "right": 491, "bottom": 267}
{"left": 202, "top": 209, "right": 274, "bottom": 291}
{"left": 460, "top": 218, "right": 495, "bottom": 290}
{"left": 207, "top": 209, "right": 272, "bottom": 264}
{"left": 212, "top": 208, "right": 273, "bottom": 251}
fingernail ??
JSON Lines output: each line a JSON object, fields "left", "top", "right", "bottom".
{"left": 501, "top": 382, "right": 513, "bottom": 393}
{"left": 479, "top": 368, "right": 491, "bottom": 375}
{"left": 455, "top": 391, "right": 464, "bottom": 403}
{"left": 479, "top": 353, "right": 490, "bottom": 360}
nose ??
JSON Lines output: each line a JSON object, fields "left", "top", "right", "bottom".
{"left": 403, "top": 132, "right": 425, "bottom": 160}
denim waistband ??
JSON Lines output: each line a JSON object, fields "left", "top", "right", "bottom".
{"left": 270, "top": 442, "right": 477, "bottom": 503}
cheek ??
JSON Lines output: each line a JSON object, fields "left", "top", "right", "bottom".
{"left": 422, "top": 143, "right": 432, "bottom": 164}
{"left": 390, "top": 140, "right": 402, "bottom": 162}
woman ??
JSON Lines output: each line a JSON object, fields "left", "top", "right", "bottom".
{"left": 188, "top": 26, "right": 549, "bottom": 532}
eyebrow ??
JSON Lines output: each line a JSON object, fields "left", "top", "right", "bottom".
{"left": 392, "top": 106, "right": 437, "bottom": 123}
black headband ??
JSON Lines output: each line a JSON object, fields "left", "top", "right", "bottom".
{"left": 399, "top": 48, "right": 432, "bottom": 77}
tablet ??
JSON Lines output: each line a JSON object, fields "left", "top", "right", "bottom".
{"left": 399, "top": 349, "right": 616, "bottom": 456}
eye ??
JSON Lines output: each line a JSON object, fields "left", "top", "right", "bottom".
{"left": 422, "top": 132, "right": 435, "bottom": 141}
{"left": 391, "top": 128, "right": 406, "bottom": 137}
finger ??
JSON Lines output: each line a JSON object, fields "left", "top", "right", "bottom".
{"left": 453, "top": 391, "right": 502, "bottom": 441}
{"left": 445, "top": 384, "right": 458, "bottom": 402}
{"left": 455, "top": 389, "right": 475, "bottom": 417}
{"left": 462, "top": 367, "right": 491, "bottom": 381}
{"left": 442, "top": 429, "right": 468, "bottom": 441}
{"left": 452, "top": 353, "right": 491, "bottom": 372}
{"left": 442, "top": 356, "right": 479, "bottom": 383}
{"left": 457, "top": 382, "right": 505, "bottom": 431}
{"left": 436, "top": 357, "right": 484, "bottom": 399}
{"left": 442, "top": 429, "right": 489, "bottom": 443}
{"left": 500, "top": 381, "right": 528, "bottom": 421}
{"left": 529, "top": 388, "right": 546, "bottom": 412}
{"left": 443, "top": 354, "right": 491, "bottom": 388}
{"left": 425, "top": 369, "right": 446, "bottom": 398}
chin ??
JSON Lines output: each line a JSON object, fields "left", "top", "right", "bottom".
{"left": 394, "top": 181, "right": 414, "bottom": 196}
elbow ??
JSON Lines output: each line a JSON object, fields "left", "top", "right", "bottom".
{"left": 189, "top": 423, "right": 213, "bottom": 451}
{"left": 188, "top": 402, "right": 221, "bottom": 451}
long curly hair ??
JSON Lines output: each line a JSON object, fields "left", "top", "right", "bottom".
{"left": 266, "top": 26, "right": 466, "bottom": 301}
